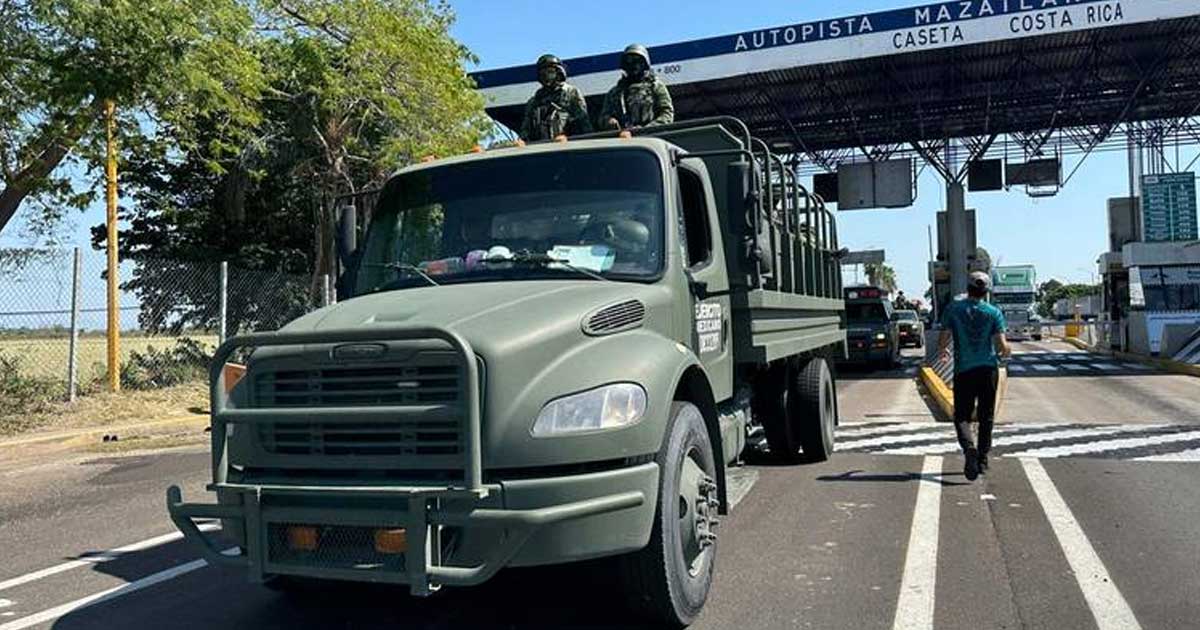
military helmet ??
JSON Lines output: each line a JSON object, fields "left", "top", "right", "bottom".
{"left": 621, "top": 44, "right": 651, "bottom": 70}
{"left": 536, "top": 54, "right": 566, "bottom": 81}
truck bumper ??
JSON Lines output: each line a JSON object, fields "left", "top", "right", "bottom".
{"left": 166, "top": 462, "right": 656, "bottom": 596}
{"left": 844, "top": 346, "right": 891, "bottom": 363}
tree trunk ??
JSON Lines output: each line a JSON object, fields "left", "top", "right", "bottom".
{"left": 0, "top": 108, "right": 95, "bottom": 234}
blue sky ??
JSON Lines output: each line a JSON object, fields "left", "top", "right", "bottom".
{"left": 5, "top": 0, "right": 1191, "bottom": 300}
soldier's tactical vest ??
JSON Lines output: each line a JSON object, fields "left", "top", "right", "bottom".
{"left": 530, "top": 88, "right": 572, "bottom": 140}
{"left": 619, "top": 79, "right": 660, "bottom": 127}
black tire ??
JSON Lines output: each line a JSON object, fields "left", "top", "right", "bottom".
{"left": 793, "top": 358, "right": 837, "bottom": 462}
{"left": 761, "top": 361, "right": 802, "bottom": 463}
{"left": 618, "top": 402, "right": 718, "bottom": 628}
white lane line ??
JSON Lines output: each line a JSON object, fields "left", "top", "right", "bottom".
{"left": 0, "top": 553, "right": 222, "bottom": 630}
{"left": 0, "top": 525, "right": 218, "bottom": 592}
{"left": 892, "top": 456, "right": 942, "bottom": 630}
{"left": 887, "top": 426, "right": 1137, "bottom": 456}
{"left": 1008, "top": 364, "right": 1027, "bottom": 372}
{"left": 1064, "top": 364, "right": 1089, "bottom": 371}
{"left": 1009, "top": 430, "right": 1200, "bottom": 459}
{"left": 1119, "top": 363, "right": 1151, "bottom": 371}
{"left": 1032, "top": 364, "right": 1058, "bottom": 372}
{"left": 1135, "top": 447, "right": 1200, "bottom": 462}
{"left": 1020, "top": 458, "right": 1142, "bottom": 630}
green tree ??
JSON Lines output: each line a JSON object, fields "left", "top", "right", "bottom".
{"left": 864, "top": 262, "right": 898, "bottom": 294}
{"left": 0, "top": 0, "right": 264, "bottom": 237}
{"left": 95, "top": 0, "right": 487, "bottom": 333}
{"left": 251, "top": 0, "right": 488, "bottom": 281}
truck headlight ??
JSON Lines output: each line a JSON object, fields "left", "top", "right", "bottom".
{"left": 875, "top": 333, "right": 887, "bottom": 340}
{"left": 531, "top": 383, "right": 647, "bottom": 437}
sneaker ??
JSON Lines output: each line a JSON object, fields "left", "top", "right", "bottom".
{"left": 978, "top": 453, "right": 990, "bottom": 474}
{"left": 964, "top": 448, "right": 980, "bottom": 481}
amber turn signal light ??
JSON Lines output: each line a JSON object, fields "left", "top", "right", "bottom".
{"left": 287, "top": 526, "right": 319, "bottom": 551}
{"left": 222, "top": 363, "right": 246, "bottom": 395}
{"left": 374, "top": 528, "right": 408, "bottom": 554}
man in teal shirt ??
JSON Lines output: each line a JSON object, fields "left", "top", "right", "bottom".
{"left": 938, "top": 271, "right": 1011, "bottom": 480}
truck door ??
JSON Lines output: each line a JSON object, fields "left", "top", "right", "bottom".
{"left": 677, "top": 163, "right": 733, "bottom": 402}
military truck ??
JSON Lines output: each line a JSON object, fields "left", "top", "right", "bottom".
{"left": 167, "top": 117, "right": 845, "bottom": 627}
{"left": 842, "top": 286, "right": 901, "bottom": 368}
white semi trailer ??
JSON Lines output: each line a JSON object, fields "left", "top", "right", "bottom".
{"left": 992, "top": 264, "right": 1042, "bottom": 341}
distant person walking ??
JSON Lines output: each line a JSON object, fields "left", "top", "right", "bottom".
{"left": 937, "top": 271, "right": 1011, "bottom": 481}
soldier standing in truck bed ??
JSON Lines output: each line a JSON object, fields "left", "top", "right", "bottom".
{"left": 519, "top": 54, "right": 592, "bottom": 142}
{"left": 599, "top": 44, "right": 674, "bottom": 131}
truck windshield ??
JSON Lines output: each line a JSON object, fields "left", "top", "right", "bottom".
{"left": 846, "top": 302, "right": 889, "bottom": 323}
{"left": 353, "top": 149, "right": 664, "bottom": 296}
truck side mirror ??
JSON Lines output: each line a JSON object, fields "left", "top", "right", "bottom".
{"left": 336, "top": 247, "right": 363, "bottom": 302}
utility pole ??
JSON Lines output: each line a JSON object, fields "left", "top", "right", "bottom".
{"left": 105, "top": 99, "right": 121, "bottom": 393}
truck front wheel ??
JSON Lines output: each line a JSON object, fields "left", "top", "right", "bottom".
{"left": 618, "top": 401, "right": 718, "bottom": 628}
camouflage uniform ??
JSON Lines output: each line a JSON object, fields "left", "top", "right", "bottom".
{"left": 599, "top": 75, "right": 674, "bottom": 130}
{"left": 520, "top": 83, "right": 592, "bottom": 142}
{"left": 599, "top": 44, "right": 674, "bottom": 130}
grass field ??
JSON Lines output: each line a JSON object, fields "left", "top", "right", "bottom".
{"left": 0, "top": 334, "right": 219, "bottom": 381}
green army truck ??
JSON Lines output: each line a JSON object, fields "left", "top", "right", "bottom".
{"left": 167, "top": 117, "right": 846, "bottom": 627}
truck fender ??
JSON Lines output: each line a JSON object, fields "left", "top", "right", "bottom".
{"left": 668, "top": 357, "right": 730, "bottom": 515}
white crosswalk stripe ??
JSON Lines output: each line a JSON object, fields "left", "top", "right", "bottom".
{"left": 1136, "top": 447, "right": 1200, "bottom": 462}
{"left": 835, "top": 422, "right": 1200, "bottom": 462}
{"left": 1001, "top": 351, "right": 1160, "bottom": 375}
{"left": 882, "top": 427, "right": 1134, "bottom": 457}
{"left": 1008, "top": 430, "right": 1200, "bottom": 459}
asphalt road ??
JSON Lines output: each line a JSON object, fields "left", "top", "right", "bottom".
{"left": 1, "top": 340, "right": 1198, "bottom": 629}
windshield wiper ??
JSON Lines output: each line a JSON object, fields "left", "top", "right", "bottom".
{"left": 364, "top": 262, "right": 440, "bottom": 287}
{"left": 482, "top": 251, "right": 609, "bottom": 282}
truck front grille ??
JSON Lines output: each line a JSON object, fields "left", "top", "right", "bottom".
{"left": 258, "top": 419, "right": 461, "bottom": 457}
{"left": 250, "top": 353, "right": 467, "bottom": 459}
{"left": 254, "top": 364, "right": 459, "bottom": 407}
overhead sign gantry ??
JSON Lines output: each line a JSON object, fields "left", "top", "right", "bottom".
{"left": 473, "top": 0, "right": 1200, "bottom": 297}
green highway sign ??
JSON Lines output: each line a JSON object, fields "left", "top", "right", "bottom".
{"left": 1141, "top": 172, "right": 1198, "bottom": 242}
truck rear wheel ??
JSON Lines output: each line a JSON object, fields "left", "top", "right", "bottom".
{"left": 761, "top": 361, "right": 803, "bottom": 463}
{"left": 763, "top": 358, "right": 838, "bottom": 463}
{"left": 618, "top": 401, "right": 718, "bottom": 628}
{"left": 794, "top": 358, "right": 837, "bottom": 462}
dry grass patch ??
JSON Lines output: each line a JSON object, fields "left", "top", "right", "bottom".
{"left": 0, "top": 381, "right": 207, "bottom": 437}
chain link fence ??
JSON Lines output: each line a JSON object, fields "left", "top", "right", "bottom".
{"left": 0, "top": 247, "right": 326, "bottom": 413}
